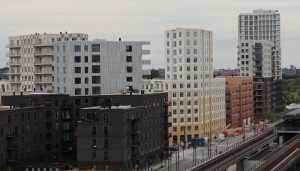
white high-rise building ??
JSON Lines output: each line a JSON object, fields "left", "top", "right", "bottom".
{"left": 53, "top": 39, "right": 150, "bottom": 96}
{"left": 238, "top": 9, "right": 281, "bottom": 79}
{"left": 7, "top": 32, "right": 88, "bottom": 92}
{"left": 164, "top": 28, "right": 225, "bottom": 143}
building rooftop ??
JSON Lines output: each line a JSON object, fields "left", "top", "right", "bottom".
{"left": 0, "top": 106, "right": 37, "bottom": 112}
{"left": 81, "top": 105, "right": 139, "bottom": 110}
{"left": 285, "top": 108, "right": 300, "bottom": 116}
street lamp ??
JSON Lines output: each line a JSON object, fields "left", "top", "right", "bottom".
{"left": 214, "top": 135, "right": 218, "bottom": 154}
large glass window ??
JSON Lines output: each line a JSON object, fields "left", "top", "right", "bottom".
{"left": 74, "top": 56, "right": 81, "bottom": 63}
{"left": 92, "top": 55, "right": 100, "bottom": 62}
{"left": 92, "top": 65, "right": 100, "bottom": 73}
{"left": 91, "top": 44, "right": 100, "bottom": 52}
{"left": 74, "top": 45, "right": 81, "bottom": 52}
{"left": 74, "top": 67, "right": 81, "bottom": 73}
{"left": 92, "top": 76, "right": 101, "bottom": 84}
{"left": 126, "top": 45, "right": 132, "bottom": 52}
{"left": 92, "top": 86, "right": 101, "bottom": 94}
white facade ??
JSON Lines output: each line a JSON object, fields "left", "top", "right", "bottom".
{"left": 53, "top": 40, "right": 150, "bottom": 96}
{"left": 238, "top": 9, "right": 281, "bottom": 79}
{"left": 143, "top": 79, "right": 165, "bottom": 93}
{"left": 164, "top": 28, "right": 225, "bottom": 143}
{"left": 8, "top": 32, "right": 88, "bottom": 92}
{"left": 238, "top": 40, "right": 273, "bottom": 78}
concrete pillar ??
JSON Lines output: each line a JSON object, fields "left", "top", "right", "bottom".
{"left": 236, "top": 159, "right": 244, "bottom": 171}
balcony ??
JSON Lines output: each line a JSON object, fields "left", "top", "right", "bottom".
{"left": 34, "top": 79, "right": 52, "bottom": 84}
{"left": 34, "top": 61, "right": 52, "bottom": 66}
{"left": 142, "top": 50, "right": 150, "bottom": 55}
{"left": 131, "top": 130, "right": 141, "bottom": 135}
{"left": 9, "top": 61, "right": 21, "bottom": 66}
{"left": 34, "top": 51, "right": 53, "bottom": 56}
{"left": 6, "top": 44, "right": 21, "bottom": 48}
{"left": 34, "top": 42, "right": 53, "bottom": 47}
{"left": 10, "top": 70, "right": 21, "bottom": 75}
{"left": 6, "top": 133, "right": 16, "bottom": 139}
{"left": 34, "top": 70, "right": 52, "bottom": 75}
{"left": 7, "top": 144, "right": 17, "bottom": 151}
{"left": 7, "top": 52, "right": 21, "bottom": 57}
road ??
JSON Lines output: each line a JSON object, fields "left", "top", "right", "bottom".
{"left": 155, "top": 121, "right": 280, "bottom": 171}
{"left": 158, "top": 131, "right": 255, "bottom": 171}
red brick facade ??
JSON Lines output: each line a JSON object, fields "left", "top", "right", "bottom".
{"left": 225, "top": 77, "right": 254, "bottom": 128}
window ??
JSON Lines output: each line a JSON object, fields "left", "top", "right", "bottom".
{"left": 127, "top": 66, "right": 132, "bottom": 73}
{"left": 104, "top": 113, "right": 108, "bottom": 123}
{"left": 75, "top": 78, "right": 81, "bottom": 84}
{"left": 74, "top": 67, "right": 81, "bottom": 73}
{"left": 104, "top": 126, "right": 108, "bottom": 136}
{"left": 74, "top": 45, "right": 81, "bottom": 52}
{"left": 74, "top": 56, "right": 81, "bottom": 63}
{"left": 84, "top": 45, "right": 88, "bottom": 51}
{"left": 104, "top": 139, "right": 108, "bottom": 148}
{"left": 92, "top": 152, "right": 97, "bottom": 161}
{"left": 104, "top": 152, "right": 108, "bottom": 161}
{"left": 126, "top": 77, "right": 132, "bottom": 82}
{"left": 126, "top": 56, "right": 132, "bottom": 62}
{"left": 85, "top": 67, "right": 88, "bottom": 73}
{"left": 126, "top": 45, "right": 132, "bottom": 52}
{"left": 92, "top": 126, "right": 97, "bottom": 135}
{"left": 92, "top": 86, "right": 101, "bottom": 94}
{"left": 85, "top": 56, "right": 88, "bottom": 63}
{"left": 75, "top": 88, "right": 81, "bottom": 95}
{"left": 92, "top": 76, "right": 101, "bottom": 84}
{"left": 85, "top": 77, "right": 89, "bottom": 84}
{"left": 85, "top": 88, "right": 89, "bottom": 95}
{"left": 92, "top": 139, "right": 96, "bottom": 147}
{"left": 91, "top": 44, "right": 100, "bottom": 52}
{"left": 92, "top": 55, "right": 100, "bottom": 62}
{"left": 92, "top": 65, "right": 100, "bottom": 73}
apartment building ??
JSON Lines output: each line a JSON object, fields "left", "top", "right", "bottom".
{"left": 7, "top": 32, "right": 88, "bottom": 92}
{"left": 0, "top": 106, "right": 45, "bottom": 167}
{"left": 224, "top": 77, "right": 254, "bottom": 128}
{"left": 238, "top": 40, "right": 273, "bottom": 78}
{"left": 238, "top": 9, "right": 281, "bottom": 80}
{"left": 53, "top": 39, "right": 150, "bottom": 96}
{"left": 164, "top": 28, "right": 226, "bottom": 144}
{"left": 238, "top": 10, "right": 284, "bottom": 120}
{"left": 77, "top": 100, "right": 168, "bottom": 170}
{"left": 1, "top": 92, "right": 169, "bottom": 170}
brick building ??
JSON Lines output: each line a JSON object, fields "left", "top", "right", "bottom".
{"left": 0, "top": 92, "right": 169, "bottom": 170}
{"left": 0, "top": 106, "right": 44, "bottom": 167}
{"left": 224, "top": 77, "right": 254, "bottom": 128}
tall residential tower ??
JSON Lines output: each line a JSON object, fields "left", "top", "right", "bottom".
{"left": 164, "top": 28, "right": 225, "bottom": 144}
{"left": 238, "top": 9, "right": 281, "bottom": 80}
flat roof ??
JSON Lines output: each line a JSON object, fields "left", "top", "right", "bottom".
{"left": 81, "top": 105, "right": 139, "bottom": 110}
{"left": 286, "top": 108, "right": 300, "bottom": 116}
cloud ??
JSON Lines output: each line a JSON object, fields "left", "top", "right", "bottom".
{"left": 0, "top": 0, "right": 300, "bottom": 68}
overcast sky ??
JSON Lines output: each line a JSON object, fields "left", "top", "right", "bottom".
{"left": 0, "top": 0, "right": 299, "bottom": 69}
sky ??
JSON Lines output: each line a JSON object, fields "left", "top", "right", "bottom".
{"left": 0, "top": 0, "right": 299, "bottom": 69}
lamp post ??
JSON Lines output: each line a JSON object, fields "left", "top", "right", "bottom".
{"left": 214, "top": 135, "right": 218, "bottom": 154}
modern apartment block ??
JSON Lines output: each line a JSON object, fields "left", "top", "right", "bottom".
{"left": 53, "top": 39, "right": 150, "bottom": 96}
{"left": 238, "top": 9, "right": 281, "bottom": 80}
{"left": 224, "top": 77, "right": 254, "bottom": 128}
{"left": 238, "top": 10, "right": 284, "bottom": 121}
{"left": 164, "top": 28, "right": 226, "bottom": 144}
{"left": 7, "top": 32, "right": 88, "bottom": 92}
{"left": 238, "top": 40, "right": 273, "bottom": 78}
